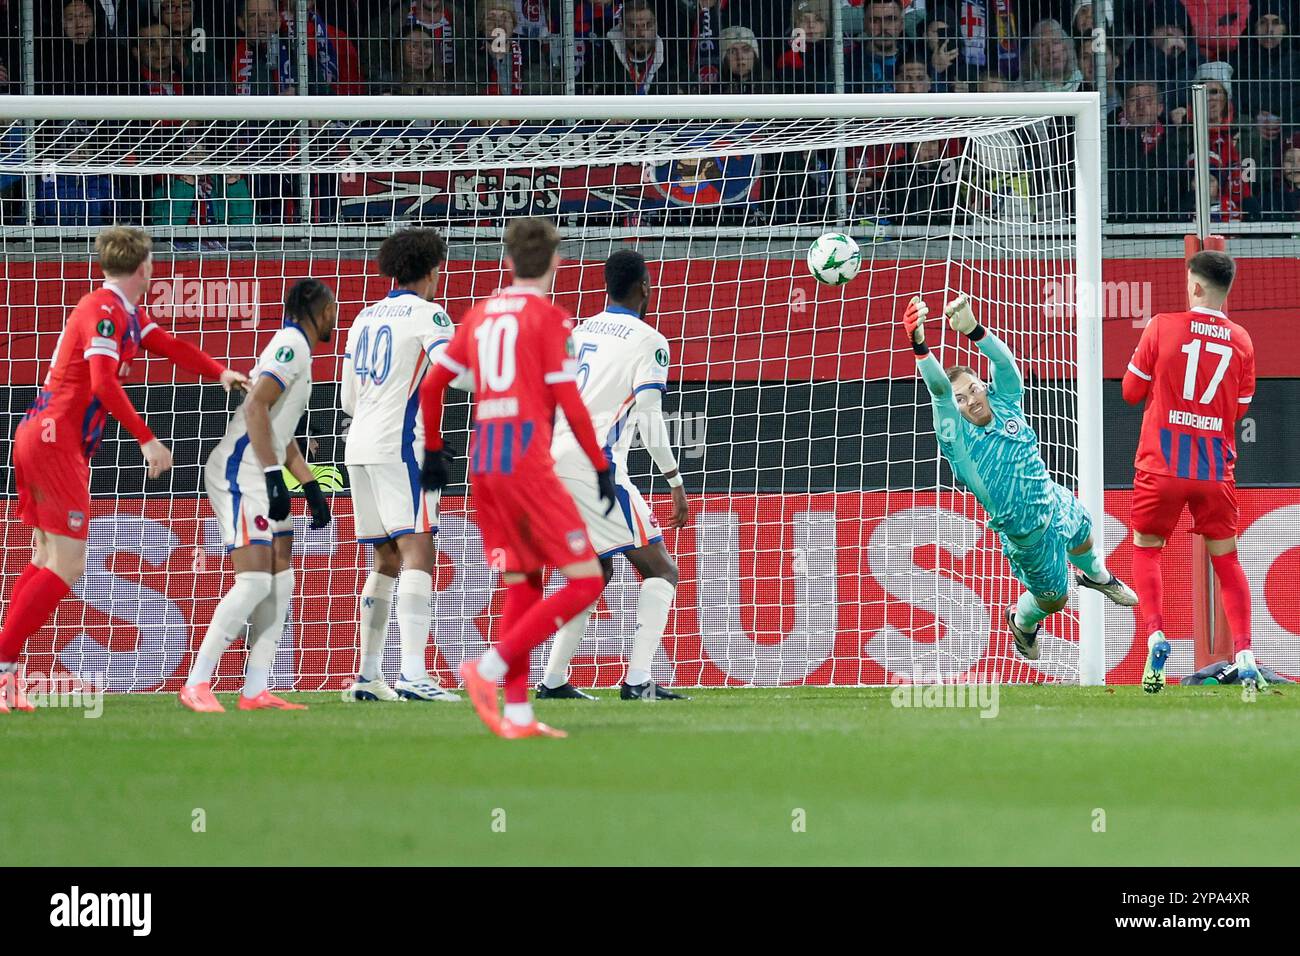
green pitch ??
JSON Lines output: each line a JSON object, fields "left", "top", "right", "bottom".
{"left": 5, "top": 686, "right": 1297, "bottom": 866}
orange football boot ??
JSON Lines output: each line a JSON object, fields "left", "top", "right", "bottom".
{"left": 498, "top": 719, "right": 568, "bottom": 739}
{"left": 0, "top": 671, "right": 34, "bottom": 712}
{"left": 459, "top": 659, "right": 501, "bottom": 734}
{"left": 178, "top": 682, "right": 225, "bottom": 713}
{"left": 237, "top": 690, "right": 308, "bottom": 711}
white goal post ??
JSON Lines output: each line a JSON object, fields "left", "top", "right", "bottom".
{"left": 0, "top": 92, "right": 1106, "bottom": 689}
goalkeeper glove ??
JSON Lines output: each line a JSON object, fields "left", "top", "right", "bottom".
{"left": 421, "top": 446, "right": 455, "bottom": 493}
{"left": 301, "top": 480, "right": 332, "bottom": 530}
{"left": 944, "top": 293, "right": 985, "bottom": 340}
{"left": 902, "top": 296, "right": 929, "bottom": 355}
{"left": 596, "top": 467, "right": 618, "bottom": 516}
{"left": 265, "top": 467, "right": 291, "bottom": 522}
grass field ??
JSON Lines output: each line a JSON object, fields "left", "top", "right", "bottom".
{"left": 4, "top": 685, "right": 1298, "bottom": 866}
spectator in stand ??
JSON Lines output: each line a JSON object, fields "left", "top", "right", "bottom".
{"left": 150, "top": 133, "right": 255, "bottom": 238}
{"left": 35, "top": 120, "right": 114, "bottom": 225}
{"left": 1079, "top": 37, "right": 1120, "bottom": 114}
{"left": 718, "top": 25, "right": 766, "bottom": 93}
{"left": 228, "top": 0, "right": 296, "bottom": 95}
{"left": 134, "top": 20, "right": 184, "bottom": 95}
{"left": 1020, "top": 19, "right": 1082, "bottom": 91}
{"left": 1168, "top": 62, "right": 1251, "bottom": 214}
{"left": 775, "top": 0, "right": 836, "bottom": 93}
{"left": 922, "top": 15, "right": 961, "bottom": 88}
{"left": 849, "top": 0, "right": 906, "bottom": 92}
{"left": 458, "top": 0, "right": 555, "bottom": 95}
{"left": 37, "top": 0, "right": 135, "bottom": 95}
{"left": 1229, "top": 1, "right": 1300, "bottom": 131}
{"left": 894, "top": 56, "right": 934, "bottom": 92}
{"left": 579, "top": 0, "right": 676, "bottom": 95}
{"left": 1126, "top": 20, "right": 1200, "bottom": 112}
{"left": 853, "top": 138, "right": 959, "bottom": 224}
{"left": 683, "top": 0, "right": 728, "bottom": 90}
{"left": 1108, "top": 80, "right": 1188, "bottom": 221}
{"left": 1180, "top": 0, "right": 1250, "bottom": 59}
{"left": 227, "top": 0, "right": 361, "bottom": 96}
{"left": 1068, "top": 0, "right": 1111, "bottom": 40}
{"left": 155, "top": 0, "right": 228, "bottom": 94}
{"left": 1253, "top": 138, "right": 1300, "bottom": 219}
{"left": 376, "top": 23, "right": 447, "bottom": 94}
{"left": 295, "top": 1, "right": 366, "bottom": 95}
{"left": 972, "top": 67, "right": 1019, "bottom": 91}
{"left": 929, "top": 0, "right": 1021, "bottom": 81}
{"left": 363, "top": 1, "right": 456, "bottom": 89}
{"left": 573, "top": 0, "right": 621, "bottom": 78}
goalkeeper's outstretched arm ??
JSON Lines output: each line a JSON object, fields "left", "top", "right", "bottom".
{"left": 901, "top": 296, "right": 965, "bottom": 449}
{"left": 945, "top": 294, "right": 1023, "bottom": 401}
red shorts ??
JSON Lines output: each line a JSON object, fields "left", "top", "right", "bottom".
{"left": 13, "top": 423, "right": 91, "bottom": 540}
{"left": 471, "top": 468, "right": 597, "bottom": 573}
{"left": 1130, "top": 468, "right": 1239, "bottom": 541}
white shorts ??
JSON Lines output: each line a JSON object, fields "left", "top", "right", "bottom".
{"left": 557, "top": 465, "right": 662, "bottom": 559}
{"left": 349, "top": 460, "right": 440, "bottom": 544}
{"left": 204, "top": 458, "right": 293, "bottom": 551}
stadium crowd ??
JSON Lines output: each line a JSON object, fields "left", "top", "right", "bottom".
{"left": 0, "top": 0, "right": 1297, "bottom": 225}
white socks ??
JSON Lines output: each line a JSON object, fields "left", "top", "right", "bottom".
{"left": 542, "top": 605, "right": 593, "bottom": 688}
{"left": 626, "top": 578, "right": 674, "bottom": 687}
{"left": 396, "top": 569, "right": 433, "bottom": 680}
{"left": 504, "top": 702, "right": 534, "bottom": 725}
{"left": 477, "top": 647, "right": 507, "bottom": 682}
{"left": 1013, "top": 590, "right": 1051, "bottom": 633}
{"left": 358, "top": 571, "right": 396, "bottom": 681}
{"left": 186, "top": 571, "right": 273, "bottom": 687}
{"left": 243, "top": 568, "right": 294, "bottom": 699}
{"left": 1067, "top": 547, "right": 1111, "bottom": 584}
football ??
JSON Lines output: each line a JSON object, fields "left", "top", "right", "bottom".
{"left": 806, "top": 232, "right": 862, "bottom": 285}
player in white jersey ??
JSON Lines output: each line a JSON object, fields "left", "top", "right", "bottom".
{"left": 179, "top": 280, "right": 338, "bottom": 713}
{"left": 342, "top": 229, "right": 462, "bottom": 703}
{"left": 541, "top": 250, "right": 692, "bottom": 701}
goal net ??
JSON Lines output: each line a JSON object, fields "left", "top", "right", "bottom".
{"left": 0, "top": 93, "right": 1106, "bottom": 692}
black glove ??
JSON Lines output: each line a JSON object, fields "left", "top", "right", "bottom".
{"left": 265, "top": 468, "right": 291, "bottom": 522}
{"left": 596, "top": 467, "right": 617, "bottom": 516}
{"left": 420, "top": 446, "right": 455, "bottom": 493}
{"left": 301, "top": 479, "right": 332, "bottom": 530}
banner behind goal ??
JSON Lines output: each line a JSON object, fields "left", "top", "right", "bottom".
{"left": 0, "top": 94, "right": 1106, "bottom": 690}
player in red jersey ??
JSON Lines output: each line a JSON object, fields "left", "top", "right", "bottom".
{"left": 418, "top": 218, "right": 616, "bottom": 739}
{"left": 1122, "top": 249, "right": 1260, "bottom": 693}
{"left": 0, "top": 227, "right": 246, "bottom": 713}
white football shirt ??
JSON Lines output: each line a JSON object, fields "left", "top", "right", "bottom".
{"left": 210, "top": 323, "right": 314, "bottom": 474}
{"left": 342, "top": 290, "right": 455, "bottom": 465}
{"left": 551, "top": 305, "right": 671, "bottom": 474}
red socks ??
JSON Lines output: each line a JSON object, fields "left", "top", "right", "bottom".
{"left": 1130, "top": 544, "right": 1165, "bottom": 638}
{"left": 496, "top": 574, "right": 605, "bottom": 703}
{"left": 499, "top": 575, "right": 544, "bottom": 705}
{"left": 0, "top": 566, "right": 70, "bottom": 663}
{"left": 8, "top": 562, "right": 43, "bottom": 605}
{"left": 1210, "top": 551, "right": 1253, "bottom": 653}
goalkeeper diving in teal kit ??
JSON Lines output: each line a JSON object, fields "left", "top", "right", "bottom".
{"left": 902, "top": 294, "right": 1138, "bottom": 660}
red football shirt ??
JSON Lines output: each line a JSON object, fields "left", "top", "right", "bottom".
{"left": 1125, "top": 306, "right": 1255, "bottom": 481}
{"left": 438, "top": 286, "right": 577, "bottom": 478}
{"left": 20, "top": 285, "right": 150, "bottom": 458}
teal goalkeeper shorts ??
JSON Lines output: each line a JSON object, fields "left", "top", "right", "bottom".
{"left": 999, "top": 482, "right": 1093, "bottom": 600}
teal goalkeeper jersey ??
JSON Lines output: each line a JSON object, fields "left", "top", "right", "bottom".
{"left": 918, "top": 332, "right": 1059, "bottom": 543}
